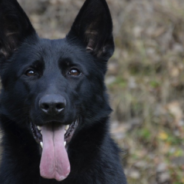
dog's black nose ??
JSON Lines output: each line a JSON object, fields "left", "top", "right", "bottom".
{"left": 39, "top": 94, "right": 66, "bottom": 115}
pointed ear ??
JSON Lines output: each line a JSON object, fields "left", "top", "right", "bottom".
{"left": 0, "top": 0, "right": 36, "bottom": 59}
{"left": 67, "top": 0, "right": 114, "bottom": 60}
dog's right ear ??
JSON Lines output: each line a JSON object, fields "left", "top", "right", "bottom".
{"left": 0, "top": 0, "right": 36, "bottom": 60}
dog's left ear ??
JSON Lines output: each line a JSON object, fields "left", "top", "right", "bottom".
{"left": 0, "top": 0, "right": 36, "bottom": 59}
{"left": 67, "top": 0, "right": 114, "bottom": 60}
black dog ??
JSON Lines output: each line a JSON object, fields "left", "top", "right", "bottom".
{"left": 0, "top": 0, "right": 127, "bottom": 183}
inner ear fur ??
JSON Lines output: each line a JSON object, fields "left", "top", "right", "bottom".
{"left": 67, "top": 0, "right": 114, "bottom": 60}
{"left": 0, "top": 0, "right": 36, "bottom": 59}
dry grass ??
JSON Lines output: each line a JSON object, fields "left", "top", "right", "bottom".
{"left": 106, "top": 0, "right": 184, "bottom": 183}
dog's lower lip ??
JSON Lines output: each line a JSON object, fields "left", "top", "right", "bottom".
{"left": 30, "top": 120, "right": 78, "bottom": 148}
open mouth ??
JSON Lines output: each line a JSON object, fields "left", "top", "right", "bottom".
{"left": 30, "top": 120, "right": 78, "bottom": 181}
{"left": 30, "top": 121, "right": 78, "bottom": 148}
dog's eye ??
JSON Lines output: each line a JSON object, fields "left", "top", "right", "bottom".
{"left": 68, "top": 68, "right": 81, "bottom": 76}
{"left": 25, "top": 69, "right": 37, "bottom": 77}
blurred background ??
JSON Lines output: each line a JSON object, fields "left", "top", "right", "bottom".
{"left": 1, "top": 0, "right": 184, "bottom": 183}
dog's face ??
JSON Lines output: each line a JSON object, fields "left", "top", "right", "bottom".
{"left": 1, "top": 38, "right": 101, "bottom": 125}
{"left": 0, "top": 0, "right": 114, "bottom": 181}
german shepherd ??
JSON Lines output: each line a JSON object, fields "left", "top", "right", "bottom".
{"left": 0, "top": 0, "right": 127, "bottom": 183}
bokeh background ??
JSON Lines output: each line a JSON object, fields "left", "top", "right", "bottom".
{"left": 1, "top": 0, "right": 184, "bottom": 183}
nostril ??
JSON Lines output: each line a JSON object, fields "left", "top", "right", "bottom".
{"left": 41, "top": 103, "right": 49, "bottom": 111}
{"left": 56, "top": 103, "right": 64, "bottom": 110}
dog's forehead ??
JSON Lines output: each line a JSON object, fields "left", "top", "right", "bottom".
{"left": 30, "top": 38, "right": 91, "bottom": 66}
{"left": 11, "top": 37, "right": 96, "bottom": 77}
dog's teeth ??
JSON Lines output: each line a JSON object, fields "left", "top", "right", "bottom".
{"left": 64, "top": 141, "right": 66, "bottom": 146}
{"left": 37, "top": 126, "right": 41, "bottom": 130}
{"left": 40, "top": 142, "right": 43, "bottom": 148}
{"left": 65, "top": 125, "right": 69, "bottom": 130}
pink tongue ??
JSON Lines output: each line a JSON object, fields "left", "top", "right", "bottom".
{"left": 40, "top": 125, "right": 70, "bottom": 181}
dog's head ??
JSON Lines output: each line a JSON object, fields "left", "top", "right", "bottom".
{"left": 0, "top": 0, "right": 114, "bottom": 181}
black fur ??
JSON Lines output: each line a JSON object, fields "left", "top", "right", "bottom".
{"left": 0, "top": 0, "right": 127, "bottom": 183}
